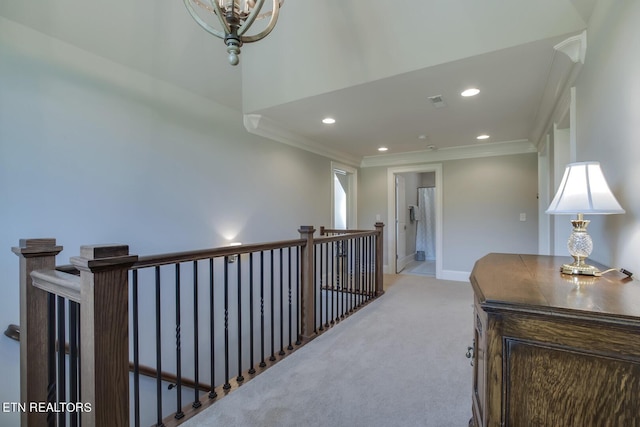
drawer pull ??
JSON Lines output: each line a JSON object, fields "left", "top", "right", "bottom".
{"left": 466, "top": 342, "right": 475, "bottom": 366}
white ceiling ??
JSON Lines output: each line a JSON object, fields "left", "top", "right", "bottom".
{"left": 0, "top": 0, "right": 596, "bottom": 165}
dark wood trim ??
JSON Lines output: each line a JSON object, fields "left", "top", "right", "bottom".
{"left": 132, "top": 239, "right": 306, "bottom": 269}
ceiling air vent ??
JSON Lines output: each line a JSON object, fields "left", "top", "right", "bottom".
{"left": 428, "top": 95, "right": 447, "bottom": 108}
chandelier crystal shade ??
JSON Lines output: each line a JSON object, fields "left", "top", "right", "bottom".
{"left": 184, "top": 0, "right": 283, "bottom": 66}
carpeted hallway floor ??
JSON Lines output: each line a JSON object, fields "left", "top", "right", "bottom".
{"left": 184, "top": 274, "right": 474, "bottom": 427}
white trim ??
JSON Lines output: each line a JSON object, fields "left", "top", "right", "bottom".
{"left": 531, "top": 31, "right": 587, "bottom": 151}
{"left": 440, "top": 270, "right": 471, "bottom": 283}
{"left": 331, "top": 161, "right": 358, "bottom": 229}
{"left": 362, "top": 140, "right": 535, "bottom": 168}
{"left": 554, "top": 30, "right": 587, "bottom": 65}
{"left": 387, "top": 164, "right": 443, "bottom": 280}
{"left": 244, "top": 114, "right": 361, "bottom": 167}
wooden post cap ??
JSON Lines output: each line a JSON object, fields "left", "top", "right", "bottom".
{"left": 70, "top": 244, "right": 138, "bottom": 272}
{"left": 12, "top": 238, "right": 63, "bottom": 257}
{"left": 80, "top": 244, "right": 130, "bottom": 259}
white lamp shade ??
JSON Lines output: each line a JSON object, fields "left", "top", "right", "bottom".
{"left": 546, "top": 162, "right": 625, "bottom": 215}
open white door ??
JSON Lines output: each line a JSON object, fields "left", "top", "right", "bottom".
{"left": 395, "top": 175, "right": 407, "bottom": 273}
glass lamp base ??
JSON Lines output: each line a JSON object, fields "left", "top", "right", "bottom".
{"left": 560, "top": 262, "right": 601, "bottom": 276}
{"left": 562, "top": 215, "right": 600, "bottom": 276}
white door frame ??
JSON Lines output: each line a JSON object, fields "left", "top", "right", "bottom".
{"left": 387, "top": 164, "right": 443, "bottom": 278}
{"left": 395, "top": 174, "right": 407, "bottom": 273}
{"left": 331, "top": 162, "right": 358, "bottom": 229}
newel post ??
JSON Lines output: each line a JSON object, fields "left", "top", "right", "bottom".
{"left": 374, "top": 222, "right": 385, "bottom": 296}
{"left": 70, "top": 245, "right": 137, "bottom": 427}
{"left": 298, "top": 226, "right": 316, "bottom": 340}
{"left": 12, "top": 239, "right": 63, "bottom": 427}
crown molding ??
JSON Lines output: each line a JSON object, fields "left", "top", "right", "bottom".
{"left": 554, "top": 30, "right": 587, "bottom": 64}
{"left": 360, "top": 139, "right": 536, "bottom": 168}
{"left": 243, "top": 114, "right": 361, "bottom": 167}
{"left": 530, "top": 31, "right": 587, "bottom": 151}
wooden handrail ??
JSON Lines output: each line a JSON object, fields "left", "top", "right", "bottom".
{"left": 15, "top": 224, "right": 385, "bottom": 426}
{"left": 55, "top": 264, "right": 80, "bottom": 276}
{"left": 132, "top": 238, "right": 306, "bottom": 269}
{"left": 31, "top": 269, "right": 81, "bottom": 303}
{"left": 320, "top": 227, "right": 374, "bottom": 235}
{"left": 314, "top": 230, "right": 377, "bottom": 245}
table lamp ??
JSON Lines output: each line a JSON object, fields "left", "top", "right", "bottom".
{"left": 546, "top": 161, "right": 625, "bottom": 275}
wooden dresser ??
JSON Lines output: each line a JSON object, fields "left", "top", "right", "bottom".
{"left": 469, "top": 253, "right": 640, "bottom": 427}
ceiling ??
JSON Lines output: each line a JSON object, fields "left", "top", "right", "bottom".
{"left": 0, "top": 0, "right": 597, "bottom": 166}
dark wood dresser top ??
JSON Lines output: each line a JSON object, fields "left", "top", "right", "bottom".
{"left": 470, "top": 253, "right": 640, "bottom": 324}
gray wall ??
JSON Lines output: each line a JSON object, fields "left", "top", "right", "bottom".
{"left": 572, "top": 0, "right": 640, "bottom": 274}
{"left": 443, "top": 154, "right": 539, "bottom": 271}
{"left": 359, "top": 153, "right": 539, "bottom": 274}
{"left": 0, "top": 17, "right": 332, "bottom": 423}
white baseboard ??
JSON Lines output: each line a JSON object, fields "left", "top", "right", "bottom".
{"left": 439, "top": 270, "right": 471, "bottom": 282}
{"left": 383, "top": 265, "right": 470, "bottom": 283}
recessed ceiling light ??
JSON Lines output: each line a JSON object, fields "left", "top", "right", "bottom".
{"left": 378, "top": 147, "right": 388, "bottom": 152}
{"left": 322, "top": 117, "right": 336, "bottom": 124}
{"left": 461, "top": 88, "right": 480, "bottom": 97}
{"left": 418, "top": 134, "right": 427, "bottom": 140}
{"left": 476, "top": 134, "right": 490, "bottom": 140}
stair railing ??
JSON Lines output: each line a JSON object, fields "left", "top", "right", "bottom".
{"left": 12, "top": 223, "right": 384, "bottom": 426}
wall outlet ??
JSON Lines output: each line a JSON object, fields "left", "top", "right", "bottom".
{"left": 520, "top": 213, "right": 526, "bottom": 221}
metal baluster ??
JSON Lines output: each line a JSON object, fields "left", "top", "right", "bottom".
{"left": 324, "top": 242, "right": 329, "bottom": 328}
{"left": 249, "top": 253, "right": 256, "bottom": 374}
{"left": 69, "top": 300, "right": 79, "bottom": 427}
{"left": 279, "top": 248, "right": 285, "bottom": 356}
{"left": 209, "top": 258, "right": 217, "bottom": 399}
{"left": 311, "top": 243, "right": 322, "bottom": 333}
{"left": 56, "top": 296, "right": 66, "bottom": 427}
{"left": 341, "top": 239, "right": 346, "bottom": 319}
{"left": 287, "top": 247, "right": 293, "bottom": 351}
{"left": 193, "top": 261, "right": 202, "bottom": 408}
{"left": 132, "top": 270, "right": 140, "bottom": 427}
{"left": 175, "top": 264, "right": 184, "bottom": 419}
{"left": 259, "top": 251, "right": 266, "bottom": 367}
{"left": 330, "top": 240, "right": 335, "bottom": 324}
{"left": 269, "top": 250, "right": 276, "bottom": 361}
{"left": 295, "top": 247, "right": 301, "bottom": 346}
{"left": 369, "top": 235, "right": 374, "bottom": 299}
{"left": 155, "top": 266, "right": 163, "bottom": 425}
{"left": 356, "top": 237, "right": 361, "bottom": 308}
{"left": 366, "top": 236, "right": 370, "bottom": 300}
{"left": 47, "top": 294, "right": 55, "bottom": 427}
{"left": 236, "top": 254, "right": 244, "bottom": 382}
{"left": 223, "top": 257, "right": 231, "bottom": 390}
{"left": 349, "top": 239, "right": 354, "bottom": 313}
{"left": 318, "top": 243, "right": 323, "bottom": 331}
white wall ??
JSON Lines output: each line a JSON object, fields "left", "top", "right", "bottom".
{"left": 443, "top": 154, "right": 539, "bottom": 272}
{"left": 0, "top": 17, "right": 332, "bottom": 424}
{"left": 573, "top": 0, "right": 640, "bottom": 273}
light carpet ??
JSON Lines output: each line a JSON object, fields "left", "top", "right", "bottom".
{"left": 184, "top": 274, "right": 474, "bottom": 427}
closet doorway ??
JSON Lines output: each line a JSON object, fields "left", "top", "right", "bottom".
{"left": 408, "top": 185, "right": 437, "bottom": 275}
{"left": 387, "top": 164, "right": 442, "bottom": 278}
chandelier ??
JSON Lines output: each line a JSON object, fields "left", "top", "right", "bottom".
{"left": 184, "top": 0, "right": 283, "bottom": 66}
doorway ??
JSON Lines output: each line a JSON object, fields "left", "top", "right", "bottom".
{"left": 388, "top": 164, "right": 443, "bottom": 278}
{"left": 395, "top": 175, "right": 407, "bottom": 273}
{"left": 331, "top": 162, "right": 357, "bottom": 229}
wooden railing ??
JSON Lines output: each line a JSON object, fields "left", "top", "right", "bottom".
{"left": 13, "top": 223, "right": 384, "bottom": 426}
